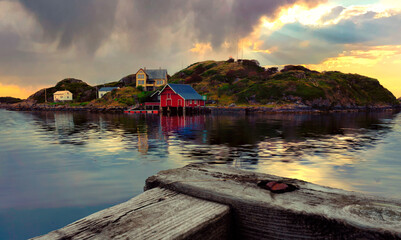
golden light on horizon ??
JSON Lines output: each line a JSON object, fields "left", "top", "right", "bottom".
{"left": 306, "top": 45, "right": 401, "bottom": 98}
{"left": 0, "top": 82, "right": 35, "bottom": 99}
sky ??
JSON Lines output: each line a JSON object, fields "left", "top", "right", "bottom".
{"left": 0, "top": 0, "right": 401, "bottom": 98}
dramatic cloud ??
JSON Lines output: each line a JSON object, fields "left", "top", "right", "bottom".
{"left": 252, "top": 10, "right": 401, "bottom": 65}
{"left": 320, "top": 6, "right": 345, "bottom": 22}
{"left": 18, "top": 0, "right": 324, "bottom": 54}
{"left": 19, "top": 0, "right": 118, "bottom": 54}
{"left": 0, "top": 0, "right": 324, "bottom": 94}
{"left": 315, "top": 12, "right": 401, "bottom": 45}
{"left": 1, "top": 0, "right": 401, "bottom": 98}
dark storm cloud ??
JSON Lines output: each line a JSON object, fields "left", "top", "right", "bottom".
{"left": 1, "top": 0, "right": 325, "bottom": 89}
{"left": 18, "top": 0, "right": 118, "bottom": 53}
{"left": 18, "top": 0, "right": 324, "bottom": 54}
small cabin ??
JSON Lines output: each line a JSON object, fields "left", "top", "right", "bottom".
{"left": 54, "top": 90, "right": 73, "bottom": 102}
{"left": 159, "top": 84, "right": 205, "bottom": 108}
{"left": 98, "top": 87, "right": 119, "bottom": 98}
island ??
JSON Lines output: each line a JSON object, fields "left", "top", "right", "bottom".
{"left": 1, "top": 59, "right": 400, "bottom": 113}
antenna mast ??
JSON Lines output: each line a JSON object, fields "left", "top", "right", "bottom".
{"left": 236, "top": 38, "right": 239, "bottom": 61}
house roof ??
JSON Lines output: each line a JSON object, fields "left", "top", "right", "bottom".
{"left": 99, "top": 87, "right": 119, "bottom": 92}
{"left": 145, "top": 69, "right": 167, "bottom": 79}
{"left": 150, "top": 90, "right": 160, "bottom": 98}
{"left": 162, "top": 84, "right": 203, "bottom": 100}
{"left": 54, "top": 90, "right": 72, "bottom": 95}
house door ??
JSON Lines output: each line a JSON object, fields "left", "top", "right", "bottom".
{"left": 167, "top": 99, "right": 172, "bottom": 106}
{"left": 178, "top": 99, "right": 182, "bottom": 106}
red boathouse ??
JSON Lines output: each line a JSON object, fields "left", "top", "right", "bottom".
{"left": 159, "top": 84, "right": 205, "bottom": 114}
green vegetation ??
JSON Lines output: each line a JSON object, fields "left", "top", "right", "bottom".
{"left": 29, "top": 78, "right": 97, "bottom": 103}
{"left": 22, "top": 59, "right": 398, "bottom": 109}
{"left": 27, "top": 77, "right": 156, "bottom": 108}
{"left": 170, "top": 59, "right": 398, "bottom": 108}
{"left": 91, "top": 87, "right": 154, "bottom": 107}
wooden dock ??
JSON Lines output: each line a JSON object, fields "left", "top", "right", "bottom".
{"left": 33, "top": 163, "right": 401, "bottom": 239}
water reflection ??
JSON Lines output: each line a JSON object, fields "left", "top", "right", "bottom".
{"left": 27, "top": 110, "right": 399, "bottom": 191}
{"left": 1, "top": 109, "right": 401, "bottom": 239}
{"left": 28, "top": 111, "right": 397, "bottom": 170}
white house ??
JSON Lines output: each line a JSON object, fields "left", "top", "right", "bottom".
{"left": 54, "top": 90, "right": 73, "bottom": 102}
{"left": 98, "top": 87, "right": 119, "bottom": 98}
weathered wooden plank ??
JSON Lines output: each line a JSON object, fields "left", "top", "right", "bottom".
{"left": 145, "top": 163, "right": 401, "bottom": 240}
{"left": 32, "top": 187, "right": 231, "bottom": 240}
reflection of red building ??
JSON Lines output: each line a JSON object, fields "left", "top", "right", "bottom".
{"left": 159, "top": 84, "right": 205, "bottom": 108}
{"left": 160, "top": 115, "right": 206, "bottom": 133}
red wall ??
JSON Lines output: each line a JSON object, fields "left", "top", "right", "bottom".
{"left": 160, "top": 86, "right": 205, "bottom": 107}
{"left": 185, "top": 99, "right": 205, "bottom": 107}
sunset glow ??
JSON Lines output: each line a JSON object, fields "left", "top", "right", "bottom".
{"left": 0, "top": 83, "right": 34, "bottom": 99}
{"left": 0, "top": 0, "right": 400, "bottom": 98}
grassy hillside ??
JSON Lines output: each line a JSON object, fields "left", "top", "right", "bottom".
{"left": 26, "top": 76, "right": 152, "bottom": 107}
{"left": 28, "top": 78, "right": 97, "bottom": 103}
{"left": 24, "top": 59, "right": 397, "bottom": 109}
{"left": 170, "top": 59, "right": 398, "bottom": 107}
{"left": 89, "top": 86, "right": 153, "bottom": 107}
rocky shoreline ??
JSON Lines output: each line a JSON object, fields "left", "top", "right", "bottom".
{"left": 1, "top": 101, "right": 400, "bottom": 114}
{"left": 209, "top": 104, "right": 401, "bottom": 114}
{"left": 0, "top": 102, "right": 126, "bottom": 113}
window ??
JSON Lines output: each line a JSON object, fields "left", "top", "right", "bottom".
{"left": 167, "top": 93, "right": 171, "bottom": 98}
{"left": 157, "top": 80, "right": 164, "bottom": 85}
{"left": 138, "top": 80, "right": 145, "bottom": 85}
{"left": 194, "top": 100, "right": 197, "bottom": 104}
{"left": 138, "top": 74, "right": 145, "bottom": 79}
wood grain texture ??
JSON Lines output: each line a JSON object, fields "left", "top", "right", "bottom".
{"left": 32, "top": 187, "right": 231, "bottom": 240}
{"left": 145, "top": 163, "right": 401, "bottom": 240}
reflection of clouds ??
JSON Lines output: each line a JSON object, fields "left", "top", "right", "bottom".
{"left": 4, "top": 109, "right": 400, "bottom": 212}
{"left": 0, "top": 111, "right": 173, "bottom": 210}
{"left": 165, "top": 112, "right": 398, "bottom": 196}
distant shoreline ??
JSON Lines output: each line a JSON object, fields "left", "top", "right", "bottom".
{"left": 209, "top": 105, "right": 400, "bottom": 114}
{"left": 1, "top": 102, "right": 400, "bottom": 114}
{"left": 0, "top": 103, "right": 126, "bottom": 113}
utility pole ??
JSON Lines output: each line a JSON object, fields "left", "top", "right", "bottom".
{"left": 45, "top": 88, "right": 47, "bottom": 103}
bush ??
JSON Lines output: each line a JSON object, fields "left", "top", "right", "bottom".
{"left": 202, "top": 69, "right": 218, "bottom": 77}
{"left": 281, "top": 65, "right": 319, "bottom": 73}
{"left": 182, "top": 69, "right": 194, "bottom": 76}
{"left": 266, "top": 67, "right": 278, "bottom": 75}
{"left": 292, "top": 84, "right": 325, "bottom": 100}
{"left": 137, "top": 91, "right": 153, "bottom": 103}
{"left": 137, "top": 86, "right": 144, "bottom": 92}
{"left": 211, "top": 74, "right": 226, "bottom": 83}
{"left": 185, "top": 74, "right": 202, "bottom": 84}
{"left": 205, "top": 63, "right": 217, "bottom": 69}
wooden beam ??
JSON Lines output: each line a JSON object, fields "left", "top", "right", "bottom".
{"left": 145, "top": 163, "right": 401, "bottom": 240}
{"left": 32, "top": 187, "right": 231, "bottom": 240}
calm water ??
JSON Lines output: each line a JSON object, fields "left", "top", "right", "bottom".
{"left": 1, "top": 109, "right": 401, "bottom": 239}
